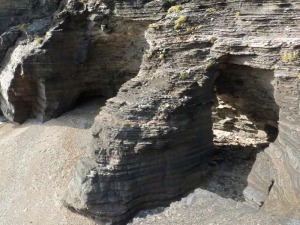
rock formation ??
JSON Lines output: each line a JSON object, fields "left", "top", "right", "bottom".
{"left": 65, "top": 0, "right": 300, "bottom": 223}
{"left": 0, "top": 0, "right": 148, "bottom": 122}
{"left": 0, "top": 0, "right": 299, "bottom": 224}
{"left": 129, "top": 188, "right": 298, "bottom": 225}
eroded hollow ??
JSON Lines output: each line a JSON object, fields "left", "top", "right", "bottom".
{"left": 76, "top": 19, "right": 150, "bottom": 99}
{"left": 33, "top": 18, "right": 150, "bottom": 122}
{"left": 214, "top": 64, "right": 279, "bottom": 145}
{"left": 200, "top": 63, "right": 279, "bottom": 201}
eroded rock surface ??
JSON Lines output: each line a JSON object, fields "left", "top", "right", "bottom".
{"left": 0, "top": 0, "right": 149, "bottom": 123}
{"left": 129, "top": 189, "right": 297, "bottom": 225}
{"left": 63, "top": 0, "right": 300, "bottom": 224}
{"left": 0, "top": 0, "right": 299, "bottom": 224}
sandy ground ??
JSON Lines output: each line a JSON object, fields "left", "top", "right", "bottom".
{"left": 0, "top": 99, "right": 106, "bottom": 225}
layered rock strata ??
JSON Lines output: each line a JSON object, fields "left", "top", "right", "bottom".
{"left": 0, "top": 0, "right": 149, "bottom": 122}
{"left": 0, "top": 0, "right": 299, "bottom": 224}
{"left": 64, "top": 0, "right": 300, "bottom": 224}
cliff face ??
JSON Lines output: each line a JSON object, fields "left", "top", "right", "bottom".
{"left": 65, "top": 0, "right": 300, "bottom": 223}
{"left": 1, "top": 0, "right": 300, "bottom": 224}
{"left": 0, "top": 0, "right": 148, "bottom": 122}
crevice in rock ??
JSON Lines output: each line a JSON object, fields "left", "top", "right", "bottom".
{"left": 267, "top": 179, "right": 274, "bottom": 194}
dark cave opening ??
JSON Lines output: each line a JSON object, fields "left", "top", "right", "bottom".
{"left": 200, "top": 63, "right": 279, "bottom": 201}
{"left": 74, "top": 91, "right": 107, "bottom": 108}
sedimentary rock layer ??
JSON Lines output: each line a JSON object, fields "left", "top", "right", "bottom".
{"left": 0, "top": 0, "right": 299, "bottom": 224}
{"left": 0, "top": 0, "right": 149, "bottom": 122}
{"left": 64, "top": 0, "right": 300, "bottom": 224}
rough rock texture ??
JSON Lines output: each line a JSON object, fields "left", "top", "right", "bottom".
{"left": 0, "top": 0, "right": 300, "bottom": 224}
{"left": 62, "top": 0, "right": 300, "bottom": 224}
{"left": 129, "top": 188, "right": 298, "bottom": 225}
{"left": 213, "top": 64, "right": 279, "bottom": 147}
{"left": 0, "top": 0, "right": 59, "bottom": 34}
{"left": 0, "top": 0, "right": 149, "bottom": 123}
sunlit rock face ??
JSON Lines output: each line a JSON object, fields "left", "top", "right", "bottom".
{"left": 0, "top": 0, "right": 299, "bottom": 224}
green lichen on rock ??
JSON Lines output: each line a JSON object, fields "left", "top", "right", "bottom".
{"left": 174, "top": 15, "right": 187, "bottom": 30}
{"left": 281, "top": 50, "right": 299, "bottom": 63}
{"left": 168, "top": 5, "right": 182, "bottom": 14}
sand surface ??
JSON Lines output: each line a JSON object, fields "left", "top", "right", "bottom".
{"left": 0, "top": 99, "right": 105, "bottom": 225}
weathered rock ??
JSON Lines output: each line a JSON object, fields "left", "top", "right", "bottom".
{"left": 63, "top": 0, "right": 300, "bottom": 224}
{"left": 0, "top": 0, "right": 60, "bottom": 34}
{"left": 246, "top": 76, "right": 300, "bottom": 218}
{"left": 0, "top": 30, "right": 20, "bottom": 61}
{"left": 129, "top": 188, "right": 299, "bottom": 225}
{"left": 0, "top": 0, "right": 150, "bottom": 123}
{"left": 0, "top": 0, "right": 299, "bottom": 224}
{"left": 64, "top": 0, "right": 300, "bottom": 224}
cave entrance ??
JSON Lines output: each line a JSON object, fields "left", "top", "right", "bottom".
{"left": 213, "top": 63, "right": 279, "bottom": 146}
{"left": 200, "top": 62, "right": 279, "bottom": 201}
